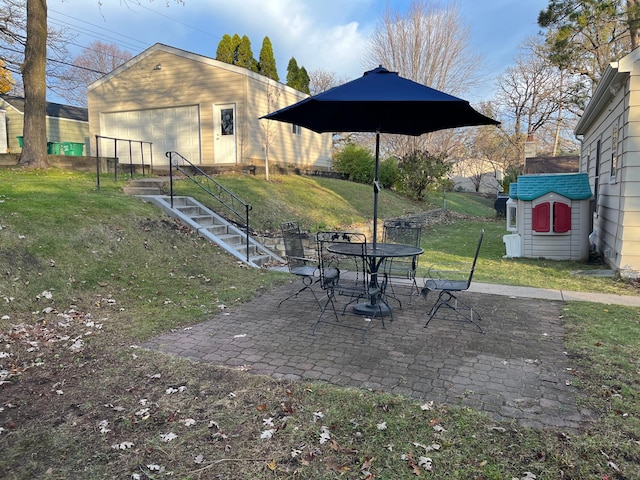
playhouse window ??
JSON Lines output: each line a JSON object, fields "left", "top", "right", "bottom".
{"left": 506, "top": 199, "right": 517, "bottom": 232}
{"left": 532, "top": 201, "right": 571, "bottom": 233}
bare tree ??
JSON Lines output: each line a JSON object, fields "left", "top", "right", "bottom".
{"left": 494, "top": 38, "right": 580, "bottom": 162}
{"left": 308, "top": 68, "right": 347, "bottom": 95}
{"left": 1, "top": 0, "right": 182, "bottom": 168}
{"left": 20, "top": 0, "right": 48, "bottom": 168}
{"left": 1, "top": 0, "right": 73, "bottom": 167}
{"left": 365, "top": 0, "right": 485, "bottom": 157}
{"left": 367, "top": 0, "right": 483, "bottom": 95}
{"left": 261, "top": 82, "right": 282, "bottom": 181}
{"left": 57, "top": 41, "right": 133, "bottom": 106}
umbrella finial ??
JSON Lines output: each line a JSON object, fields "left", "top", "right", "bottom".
{"left": 365, "top": 65, "right": 391, "bottom": 76}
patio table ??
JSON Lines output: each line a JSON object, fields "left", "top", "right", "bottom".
{"left": 327, "top": 242, "right": 423, "bottom": 316}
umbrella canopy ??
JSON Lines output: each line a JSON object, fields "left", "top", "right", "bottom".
{"left": 262, "top": 66, "right": 500, "bottom": 245}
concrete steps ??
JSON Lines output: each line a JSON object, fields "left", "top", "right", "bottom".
{"left": 122, "top": 178, "right": 167, "bottom": 196}
{"left": 127, "top": 190, "right": 283, "bottom": 268}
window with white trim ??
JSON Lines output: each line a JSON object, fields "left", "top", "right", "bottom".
{"left": 292, "top": 124, "right": 302, "bottom": 136}
{"left": 611, "top": 121, "right": 620, "bottom": 182}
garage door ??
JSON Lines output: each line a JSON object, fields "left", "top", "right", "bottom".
{"left": 100, "top": 105, "right": 201, "bottom": 166}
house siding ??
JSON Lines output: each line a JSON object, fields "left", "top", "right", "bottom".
{"left": 576, "top": 52, "right": 640, "bottom": 276}
{"left": 1, "top": 98, "right": 89, "bottom": 153}
{"left": 88, "top": 44, "right": 332, "bottom": 169}
{"left": 3, "top": 103, "right": 23, "bottom": 152}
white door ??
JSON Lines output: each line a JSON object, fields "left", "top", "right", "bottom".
{"left": 100, "top": 105, "right": 201, "bottom": 166}
{"left": 213, "top": 103, "right": 237, "bottom": 164}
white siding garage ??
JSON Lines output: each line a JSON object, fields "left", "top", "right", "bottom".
{"left": 99, "top": 105, "right": 201, "bottom": 166}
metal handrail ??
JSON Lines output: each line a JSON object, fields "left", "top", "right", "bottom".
{"left": 166, "top": 151, "right": 252, "bottom": 262}
{"left": 95, "top": 135, "right": 154, "bottom": 188}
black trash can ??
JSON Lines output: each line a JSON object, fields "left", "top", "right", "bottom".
{"left": 494, "top": 195, "right": 509, "bottom": 217}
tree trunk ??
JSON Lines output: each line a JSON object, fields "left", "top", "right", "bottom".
{"left": 628, "top": 0, "right": 640, "bottom": 50}
{"left": 19, "top": 0, "right": 48, "bottom": 168}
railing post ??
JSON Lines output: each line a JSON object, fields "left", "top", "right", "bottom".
{"left": 95, "top": 135, "right": 100, "bottom": 190}
{"left": 246, "top": 204, "right": 250, "bottom": 263}
{"left": 140, "top": 142, "right": 145, "bottom": 176}
{"left": 149, "top": 142, "right": 154, "bottom": 174}
{"left": 128, "top": 140, "right": 134, "bottom": 178}
{"left": 113, "top": 139, "right": 118, "bottom": 183}
{"left": 167, "top": 151, "right": 174, "bottom": 208}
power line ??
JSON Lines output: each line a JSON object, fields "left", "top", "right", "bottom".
{"left": 49, "top": 11, "right": 148, "bottom": 52}
{"left": 133, "top": 3, "right": 220, "bottom": 41}
{"left": 49, "top": 8, "right": 149, "bottom": 48}
{"left": 1, "top": 45, "right": 105, "bottom": 74}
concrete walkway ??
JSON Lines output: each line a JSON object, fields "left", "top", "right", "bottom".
{"left": 469, "top": 282, "right": 640, "bottom": 307}
{"left": 142, "top": 281, "right": 638, "bottom": 431}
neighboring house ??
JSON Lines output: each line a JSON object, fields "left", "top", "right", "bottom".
{"left": 574, "top": 47, "right": 640, "bottom": 278}
{"left": 450, "top": 157, "right": 501, "bottom": 194}
{"left": 87, "top": 43, "right": 332, "bottom": 169}
{"left": 0, "top": 94, "right": 89, "bottom": 154}
{"left": 504, "top": 173, "right": 592, "bottom": 261}
{"left": 523, "top": 155, "right": 579, "bottom": 174}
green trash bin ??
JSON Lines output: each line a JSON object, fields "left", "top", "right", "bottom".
{"left": 17, "top": 136, "right": 23, "bottom": 147}
{"left": 47, "top": 142, "right": 61, "bottom": 154}
{"left": 61, "top": 142, "right": 84, "bottom": 156}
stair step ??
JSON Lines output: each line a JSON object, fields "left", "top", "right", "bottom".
{"left": 143, "top": 194, "right": 282, "bottom": 268}
{"left": 128, "top": 179, "right": 166, "bottom": 188}
{"left": 123, "top": 186, "right": 163, "bottom": 195}
{"left": 219, "top": 233, "right": 243, "bottom": 245}
{"left": 250, "top": 255, "right": 272, "bottom": 267}
{"left": 202, "top": 224, "right": 228, "bottom": 235}
{"left": 190, "top": 215, "right": 219, "bottom": 226}
{"left": 174, "top": 205, "right": 202, "bottom": 216}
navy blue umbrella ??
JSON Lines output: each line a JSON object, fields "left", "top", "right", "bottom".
{"left": 262, "top": 66, "right": 499, "bottom": 246}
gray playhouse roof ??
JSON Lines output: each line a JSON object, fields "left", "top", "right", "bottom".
{"left": 509, "top": 173, "right": 592, "bottom": 201}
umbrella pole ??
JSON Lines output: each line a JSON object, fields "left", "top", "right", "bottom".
{"left": 372, "top": 132, "right": 380, "bottom": 248}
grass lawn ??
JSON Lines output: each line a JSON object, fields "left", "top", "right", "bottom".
{"left": 0, "top": 168, "right": 639, "bottom": 479}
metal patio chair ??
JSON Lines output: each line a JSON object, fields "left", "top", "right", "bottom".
{"left": 278, "top": 221, "right": 319, "bottom": 308}
{"left": 381, "top": 220, "right": 422, "bottom": 305}
{"left": 421, "top": 229, "right": 484, "bottom": 333}
{"left": 314, "top": 231, "right": 388, "bottom": 342}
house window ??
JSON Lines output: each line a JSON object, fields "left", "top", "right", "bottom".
{"left": 611, "top": 121, "right": 620, "bottom": 181}
{"left": 220, "top": 108, "right": 234, "bottom": 135}
{"left": 292, "top": 124, "right": 302, "bottom": 136}
{"left": 532, "top": 201, "right": 571, "bottom": 234}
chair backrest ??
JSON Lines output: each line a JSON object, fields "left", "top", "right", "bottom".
{"left": 281, "top": 221, "right": 310, "bottom": 272}
{"left": 383, "top": 220, "right": 421, "bottom": 247}
{"left": 316, "top": 231, "right": 367, "bottom": 290}
{"left": 383, "top": 221, "right": 421, "bottom": 274}
{"left": 466, "top": 229, "right": 485, "bottom": 287}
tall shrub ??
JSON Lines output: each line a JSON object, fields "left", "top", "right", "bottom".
{"left": 333, "top": 143, "right": 375, "bottom": 184}
{"left": 398, "top": 150, "right": 451, "bottom": 200}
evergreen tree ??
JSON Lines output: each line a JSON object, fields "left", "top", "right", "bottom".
{"left": 236, "top": 35, "right": 257, "bottom": 71}
{"left": 286, "top": 57, "right": 300, "bottom": 89}
{"left": 231, "top": 34, "right": 242, "bottom": 63}
{"left": 298, "top": 66, "right": 310, "bottom": 94}
{"left": 215, "top": 34, "right": 236, "bottom": 64}
{"left": 286, "top": 58, "right": 311, "bottom": 93}
{"left": 258, "top": 36, "right": 279, "bottom": 80}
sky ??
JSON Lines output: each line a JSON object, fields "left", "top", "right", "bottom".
{"left": 47, "top": 0, "right": 549, "bottom": 104}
